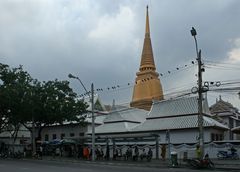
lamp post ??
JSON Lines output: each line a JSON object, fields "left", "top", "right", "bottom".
{"left": 68, "top": 74, "right": 95, "bottom": 161}
{"left": 190, "top": 27, "right": 204, "bottom": 159}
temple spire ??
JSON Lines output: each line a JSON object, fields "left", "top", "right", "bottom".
{"left": 145, "top": 5, "right": 150, "bottom": 36}
{"left": 130, "top": 6, "right": 164, "bottom": 111}
{"left": 140, "top": 6, "right": 156, "bottom": 71}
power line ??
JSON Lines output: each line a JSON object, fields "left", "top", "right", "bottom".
{"left": 205, "top": 65, "right": 240, "bottom": 71}
{"left": 203, "top": 59, "right": 240, "bottom": 71}
{"left": 204, "top": 59, "right": 240, "bottom": 67}
{"left": 77, "top": 60, "right": 197, "bottom": 97}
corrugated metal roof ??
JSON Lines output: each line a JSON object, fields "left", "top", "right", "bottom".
{"left": 103, "top": 107, "right": 148, "bottom": 123}
{"left": 90, "top": 108, "right": 148, "bottom": 134}
{"left": 91, "top": 96, "right": 227, "bottom": 135}
{"left": 132, "top": 115, "right": 228, "bottom": 132}
{"left": 90, "top": 122, "right": 139, "bottom": 134}
{"left": 148, "top": 96, "right": 210, "bottom": 118}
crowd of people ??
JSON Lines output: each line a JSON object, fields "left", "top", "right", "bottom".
{"left": 79, "top": 146, "right": 157, "bottom": 161}
{"left": 1, "top": 142, "right": 169, "bottom": 161}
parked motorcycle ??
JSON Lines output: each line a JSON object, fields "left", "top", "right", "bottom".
{"left": 0, "top": 152, "right": 8, "bottom": 159}
{"left": 217, "top": 150, "right": 239, "bottom": 160}
{"left": 187, "top": 154, "right": 214, "bottom": 169}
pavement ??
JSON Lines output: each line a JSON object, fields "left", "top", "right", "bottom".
{"left": 28, "top": 156, "right": 240, "bottom": 171}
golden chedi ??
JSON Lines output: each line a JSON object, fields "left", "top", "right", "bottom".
{"left": 130, "top": 6, "right": 164, "bottom": 111}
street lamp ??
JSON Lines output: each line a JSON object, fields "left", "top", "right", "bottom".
{"left": 68, "top": 73, "right": 95, "bottom": 161}
{"left": 190, "top": 27, "right": 204, "bottom": 159}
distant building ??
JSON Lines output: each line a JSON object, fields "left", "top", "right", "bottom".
{"left": 0, "top": 125, "right": 30, "bottom": 151}
{"left": 86, "top": 7, "right": 230, "bottom": 159}
{"left": 40, "top": 94, "right": 107, "bottom": 142}
{"left": 93, "top": 96, "right": 228, "bottom": 144}
{"left": 210, "top": 96, "right": 240, "bottom": 140}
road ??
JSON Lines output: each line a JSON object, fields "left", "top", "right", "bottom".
{"left": 0, "top": 159, "right": 236, "bottom": 172}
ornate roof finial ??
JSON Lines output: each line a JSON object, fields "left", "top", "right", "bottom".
{"left": 111, "top": 99, "right": 116, "bottom": 111}
{"left": 145, "top": 5, "right": 150, "bottom": 36}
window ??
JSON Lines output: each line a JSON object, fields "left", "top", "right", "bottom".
{"left": 52, "top": 134, "right": 57, "bottom": 140}
{"left": 79, "top": 133, "right": 84, "bottom": 137}
{"left": 211, "top": 133, "right": 215, "bottom": 141}
{"left": 219, "top": 134, "right": 223, "bottom": 141}
{"left": 70, "top": 133, "right": 75, "bottom": 137}
{"left": 45, "top": 134, "right": 49, "bottom": 141}
{"left": 61, "top": 133, "right": 65, "bottom": 139}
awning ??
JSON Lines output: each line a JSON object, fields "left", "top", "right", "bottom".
{"left": 61, "top": 139, "right": 76, "bottom": 145}
{"left": 49, "top": 139, "right": 62, "bottom": 145}
{"left": 231, "top": 126, "right": 240, "bottom": 134}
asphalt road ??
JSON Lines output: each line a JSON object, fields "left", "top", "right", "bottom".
{"left": 0, "top": 159, "right": 236, "bottom": 172}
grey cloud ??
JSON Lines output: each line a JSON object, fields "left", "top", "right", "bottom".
{"left": 0, "top": 0, "right": 239, "bottom": 107}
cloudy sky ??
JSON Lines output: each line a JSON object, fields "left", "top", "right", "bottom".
{"left": 0, "top": 0, "right": 240, "bottom": 108}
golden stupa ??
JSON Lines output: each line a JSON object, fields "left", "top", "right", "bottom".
{"left": 130, "top": 6, "right": 164, "bottom": 111}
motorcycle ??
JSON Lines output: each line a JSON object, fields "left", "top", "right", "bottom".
{"left": 0, "top": 152, "right": 8, "bottom": 159}
{"left": 187, "top": 154, "right": 215, "bottom": 169}
{"left": 217, "top": 150, "right": 239, "bottom": 160}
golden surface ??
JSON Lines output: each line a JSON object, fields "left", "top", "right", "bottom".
{"left": 130, "top": 6, "right": 164, "bottom": 111}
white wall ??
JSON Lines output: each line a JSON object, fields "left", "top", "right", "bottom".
{"left": 40, "top": 124, "right": 88, "bottom": 141}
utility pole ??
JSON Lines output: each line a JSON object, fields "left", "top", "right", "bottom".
{"left": 91, "top": 83, "right": 95, "bottom": 161}
{"left": 68, "top": 74, "right": 95, "bottom": 161}
{"left": 166, "top": 130, "right": 171, "bottom": 165}
{"left": 32, "top": 114, "right": 36, "bottom": 157}
{"left": 191, "top": 27, "right": 204, "bottom": 159}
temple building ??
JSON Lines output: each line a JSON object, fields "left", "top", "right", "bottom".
{"left": 130, "top": 6, "right": 164, "bottom": 111}
{"left": 87, "top": 7, "right": 230, "bottom": 159}
{"left": 210, "top": 96, "right": 240, "bottom": 140}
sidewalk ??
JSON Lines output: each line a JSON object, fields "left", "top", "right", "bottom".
{"left": 34, "top": 156, "right": 240, "bottom": 171}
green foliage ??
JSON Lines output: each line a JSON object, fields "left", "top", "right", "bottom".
{"left": 0, "top": 63, "right": 88, "bottom": 137}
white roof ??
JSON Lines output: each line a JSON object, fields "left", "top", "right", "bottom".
{"left": 104, "top": 108, "right": 148, "bottom": 123}
{"left": 93, "top": 122, "right": 140, "bottom": 134}
{"left": 85, "top": 114, "right": 107, "bottom": 124}
{"left": 132, "top": 115, "right": 228, "bottom": 132}
{"left": 90, "top": 96, "right": 228, "bottom": 135}
{"left": 132, "top": 96, "right": 228, "bottom": 132}
{"left": 89, "top": 108, "right": 148, "bottom": 134}
{"left": 148, "top": 96, "right": 210, "bottom": 118}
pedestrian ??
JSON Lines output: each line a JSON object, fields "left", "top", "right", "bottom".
{"left": 161, "top": 145, "right": 166, "bottom": 161}
{"left": 140, "top": 148, "right": 146, "bottom": 160}
{"left": 196, "top": 145, "right": 201, "bottom": 159}
{"left": 39, "top": 145, "right": 43, "bottom": 159}
{"left": 105, "top": 145, "right": 110, "bottom": 160}
{"left": 83, "top": 147, "right": 89, "bottom": 160}
{"left": 23, "top": 147, "right": 27, "bottom": 158}
{"left": 133, "top": 146, "right": 139, "bottom": 161}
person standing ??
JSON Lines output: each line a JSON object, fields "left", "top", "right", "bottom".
{"left": 196, "top": 145, "right": 201, "bottom": 159}
{"left": 161, "top": 145, "right": 166, "bottom": 161}
{"left": 39, "top": 145, "right": 43, "bottom": 159}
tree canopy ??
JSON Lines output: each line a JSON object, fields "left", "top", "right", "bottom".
{"left": 0, "top": 63, "right": 88, "bottom": 139}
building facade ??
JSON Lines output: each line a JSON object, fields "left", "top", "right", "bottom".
{"left": 210, "top": 96, "right": 240, "bottom": 140}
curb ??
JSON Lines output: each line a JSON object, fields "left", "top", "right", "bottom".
{"left": 21, "top": 158, "right": 240, "bottom": 171}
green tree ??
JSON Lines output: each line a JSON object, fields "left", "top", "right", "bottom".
{"left": 27, "top": 79, "right": 88, "bottom": 140}
{"left": 0, "top": 63, "right": 88, "bottom": 143}
{"left": 0, "top": 63, "right": 33, "bottom": 143}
